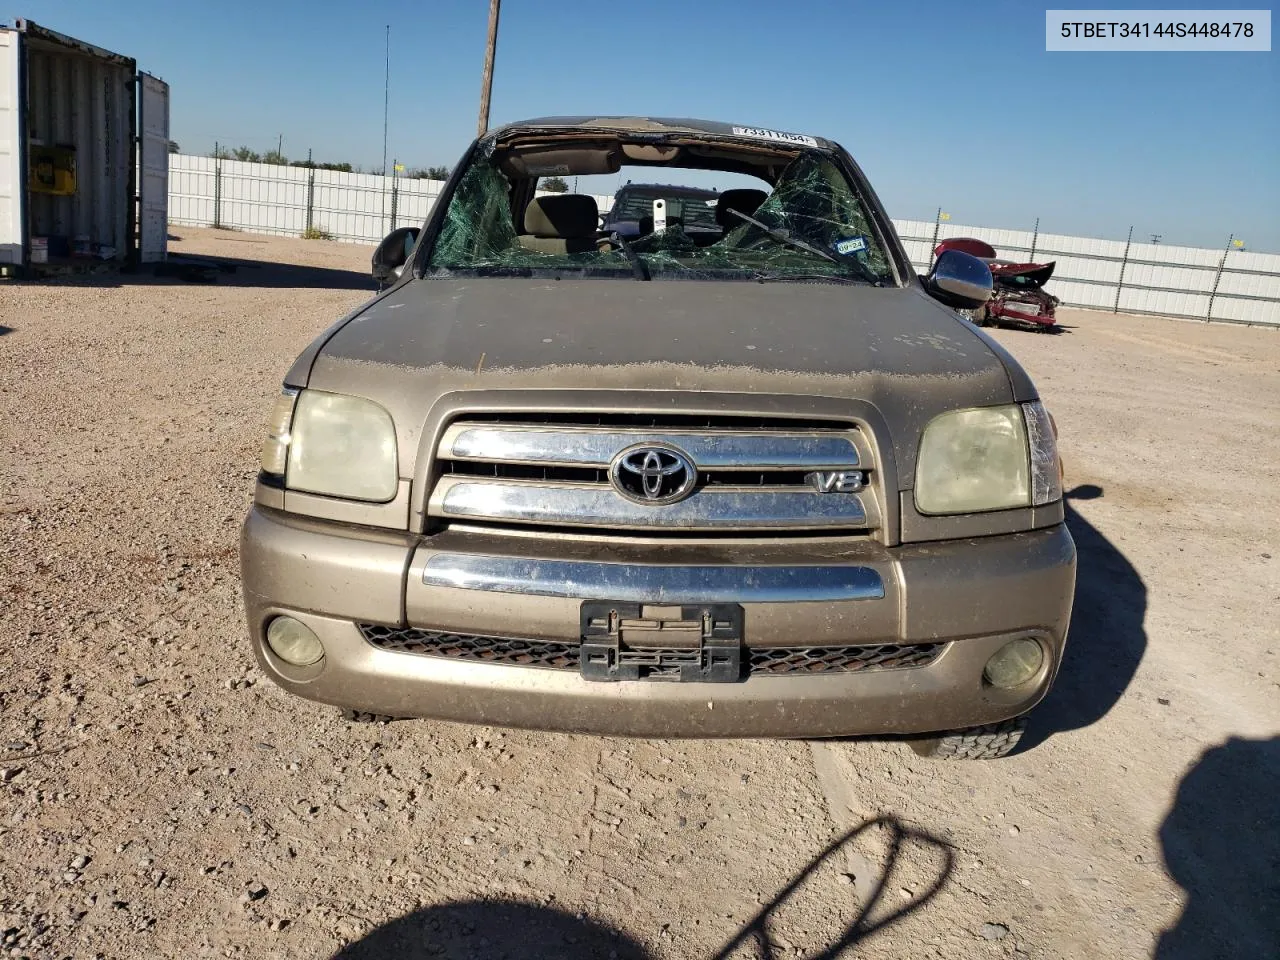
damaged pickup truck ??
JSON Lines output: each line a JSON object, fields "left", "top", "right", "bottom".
{"left": 240, "top": 116, "right": 1076, "bottom": 759}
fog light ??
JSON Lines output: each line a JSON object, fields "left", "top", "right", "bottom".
{"left": 983, "top": 638, "right": 1043, "bottom": 689}
{"left": 266, "top": 617, "right": 324, "bottom": 666}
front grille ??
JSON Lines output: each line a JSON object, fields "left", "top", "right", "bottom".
{"left": 358, "top": 624, "right": 580, "bottom": 670}
{"left": 428, "top": 413, "right": 879, "bottom": 535}
{"left": 453, "top": 411, "right": 853, "bottom": 431}
{"left": 748, "top": 644, "right": 942, "bottom": 674}
{"left": 358, "top": 624, "right": 942, "bottom": 676}
{"left": 443, "top": 460, "right": 813, "bottom": 488}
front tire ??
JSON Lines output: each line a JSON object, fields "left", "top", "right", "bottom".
{"left": 908, "top": 716, "right": 1027, "bottom": 760}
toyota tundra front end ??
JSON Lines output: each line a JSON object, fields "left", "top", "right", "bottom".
{"left": 240, "top": 116, "right": 1076, "bottom": 758}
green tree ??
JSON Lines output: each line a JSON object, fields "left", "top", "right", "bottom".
{"left": 540, "top": 176, "right": 569, "bottom": 193}
{"left": 232, "top": 146, "right": 261, "bottom": 162}
{"left": 291, "top": 159, "right": 354, "bottom": 173}
{"left": 262, "top": 149, "right": 287, "bottom": 165}
{"left": 167, "top": 140, "right": 180, "bottom": 154}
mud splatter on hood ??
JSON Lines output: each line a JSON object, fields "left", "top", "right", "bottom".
{"left": 316, "top": 277, "right": 1003, "bottom": 379}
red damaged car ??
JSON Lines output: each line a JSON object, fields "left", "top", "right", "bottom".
{"left": 934, "top": 238, "right": 1061, "bottom": 332}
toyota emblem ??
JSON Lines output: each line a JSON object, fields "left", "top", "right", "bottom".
{"left": 610, "top": 444, "right": 697, "bottom": 505}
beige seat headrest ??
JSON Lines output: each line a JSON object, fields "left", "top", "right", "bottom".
{"left": 524, "top": 195, "right": 600, "bottom": 238}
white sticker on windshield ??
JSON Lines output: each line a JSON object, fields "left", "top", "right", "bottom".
{"left": 834, "top": 236, "right": 868, "bottom": 256}
{"left": 732, "top": 126, "right": 819, "bottom": 148}
{"left": 529, "top": 164, "right": 571, "bottom": 176}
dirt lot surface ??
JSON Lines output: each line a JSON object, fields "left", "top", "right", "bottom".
{"left": 2, "top": 228, "right": 1277, "bottom": 960}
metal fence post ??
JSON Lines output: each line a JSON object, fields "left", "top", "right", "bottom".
{"left": 213, "top": 142, "right": 222, "bottom": 229}
{"left": 1206, "top": 235, "right": 1232, "bottom": 322}
{"left": 390, "top": 158, "right": 399, "bottom": 232}
{"left": 928, "top": 207, "right": 942, "bottom": 270}
{"left": 1113, "top": 225, "right": 1133, "bottom": 313}
{"left": 305, "top": 148, "right": 315, "bottom": 234}
{"left": 1028, "top": 217, "right": 1039, "bottom": 263}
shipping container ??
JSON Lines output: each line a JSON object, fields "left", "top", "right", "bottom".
{"left": 0, "top": 18, "right": 169, "bottom": 276}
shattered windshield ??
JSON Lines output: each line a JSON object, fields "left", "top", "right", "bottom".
{"left": 426, "top": 145, "right": 894, "bottom": 285}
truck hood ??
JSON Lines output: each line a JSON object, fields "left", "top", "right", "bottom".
{"left": 303, "top": 277, "right": 1024, "bottom": 486}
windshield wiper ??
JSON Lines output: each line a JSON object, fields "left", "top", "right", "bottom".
{"left": 752, "top": 273, "right": 863, "bottom": 285}
{"left": 614, "top": 234, "right": 651, "bottom": 281}
{"left": 725, "top": 207, "right": 839, "bottom": 262}
{"left": 724, "top": 208, "right": 884, "bottom": 286}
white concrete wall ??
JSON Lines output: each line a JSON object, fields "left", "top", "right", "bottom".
{"left": 168, "top": 154, "right": 1280, "bottom": 327}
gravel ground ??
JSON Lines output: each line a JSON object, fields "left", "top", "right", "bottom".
{"left": 1, "top": 227, "right": 1277, "bottom": 960}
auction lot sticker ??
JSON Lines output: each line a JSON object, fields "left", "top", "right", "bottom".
{"left": 1047, "top": 10, "right": 1271, "bottom": 50}
{"left": 732, "top": 127, "right": 819, "bottom": 148}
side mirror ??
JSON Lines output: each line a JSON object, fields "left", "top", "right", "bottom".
{"left": 924, "top": 249, "right": 993, "bottom": 310}
{"left": 372, "top": 226, "right": 420, "bottom": 285}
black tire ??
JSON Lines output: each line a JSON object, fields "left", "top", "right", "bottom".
{"left": 341, "top": 708, "right": 399, "bottom": 724}
{"left": 908, "top": 716, "right": 1027, "bottom": 760}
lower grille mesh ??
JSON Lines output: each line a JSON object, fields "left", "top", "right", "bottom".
{"left": 748, "top": 644, "right": 941, "bottom": 674}
{"left": 358, "top": 624, "right": 942, "bottom": 676}
{"left": 358, "top": 624, "right": 580, "bottom": 670}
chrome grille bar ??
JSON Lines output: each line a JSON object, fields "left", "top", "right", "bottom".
{"left": 430, "top": 478, "right": 872, "bottom": 530}
{"left": 439, "top": 424, "right": 860, "bottom": 469}
{"left": 422, "top": 554, "right": 886, "bottom": 602}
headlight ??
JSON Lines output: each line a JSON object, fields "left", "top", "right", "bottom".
{"left": 915, "top": 405, "right": 1028, "bottom": 514}
{"left": 259, "top": 390, "right": 398, "bottom": 502}
{"left": 914, "top": 402, "right": 1062, "bottom": 515}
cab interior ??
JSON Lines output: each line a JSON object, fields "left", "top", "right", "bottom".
{"left": 492, "top": 133, "right": 805, "bottom": 254}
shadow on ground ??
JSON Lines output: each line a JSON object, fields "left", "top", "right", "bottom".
{"left": 152, "top": 254, "right": 377, "bottom": 290}
{"left": 330, "top": 817, "right": 953, "bottom": 959}
{"left": 15, "top": 255, "right": 376, "bottom": 291}
{"left": 1156, "top": 735, "right": 1280, "bottom": 959}
{"left": 1019, "top": 484, "right": 1148, "bottom": 751}
{"left": 331, "top": 901, "right": 648, "bottom": 960}
{"left": 0, "top": 325, "right": 13, "bottom": 336}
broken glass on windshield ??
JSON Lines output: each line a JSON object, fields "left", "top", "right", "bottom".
{"left": 427, "top": 146, "right": 894, "bottom": 284}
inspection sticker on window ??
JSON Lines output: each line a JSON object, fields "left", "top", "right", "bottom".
{"left": 732, "top": 127, "right": 819, "bottom": 148}
{"left": 834, "top": 236, "right": 868, "bottom": 256}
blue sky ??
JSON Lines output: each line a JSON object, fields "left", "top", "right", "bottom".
{"left": 10, "top": 0, "right": 1278, "bottom": 250}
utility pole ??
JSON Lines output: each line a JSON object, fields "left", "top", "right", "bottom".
{"left": 380, "top": 23, "right": 391, "bottom": 235}
{"left": 277, "top": 133, "right": 283, "bottom": 158}
{"left": 477, "top": 0, "right": 501, "bottom": 137}
{"left": 382, "top": 24, "right": 391, "bottom": 176}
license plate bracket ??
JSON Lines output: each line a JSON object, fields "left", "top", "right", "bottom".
{"left": 579, "top": 601, "right": 744, "bottom": 682}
